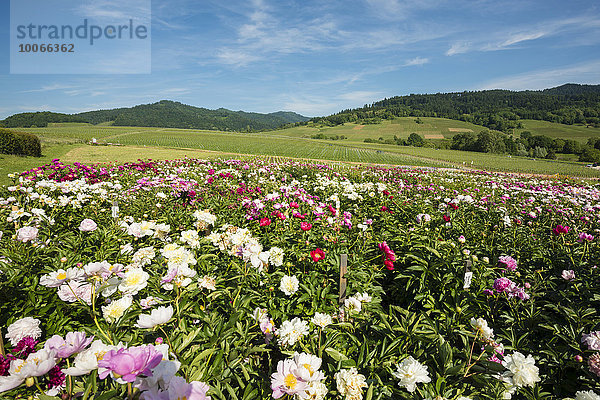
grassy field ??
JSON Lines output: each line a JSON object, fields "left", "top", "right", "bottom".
{"left": 269, "top": 117, "right": 600, "bottom": 144}
{"left": 2, "top": 119, "right": 600, "bottom": 186}
{"left": 270, "top": 118, "right": 484, "bottom": 141}
{"left": 515, "top": 120, "right": 600, "bottom": 143}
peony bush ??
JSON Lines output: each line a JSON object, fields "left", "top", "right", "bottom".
{"left": 0, "top": 158, "right": 598, "bottom": 399}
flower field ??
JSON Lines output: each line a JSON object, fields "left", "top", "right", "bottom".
{"left": 0, "top": 158, "right": 599, "bottom": 400}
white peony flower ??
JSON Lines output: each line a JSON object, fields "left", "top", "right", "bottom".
{"left": 575, "top": 391, "right": 600, "bottom": 400}
{"left": 5, "top": 317, "right": 42, "bottom": 346}
{"left": 335, "top": 367, "right": 367, "bottom": 400}
{"left": 15, "top": 349, "right": 57, "bottom": 378}
{"left": 280, "top": 275, "right": 299, "bottom": 296}
{"left": 79, "top": 218, "right": 98, "bottom": 232}
{"left": 102, "top": 296, "right": 133, "bottom": 323}
{"left": 269, "top": 246, "right": 284, "bottom": 266}
{"left": 40, "top": 269, "right": 69, "bottom": 288}
{"left": 311, "top": 313, "right": 333, "bottom": 328}
{"left": 135, "top": 305, "right": 174, "bottom": 329}
{"left": 119, "top": 268, "right": 149, "bottom": 295}
{"left": 180, "top": 230, "right": 200, "bottom": 248}
{"left": 470, "top": 317, "right": 494, "bottom": 341}
{"left": 16, "top": 226, "right": 38, "bottom": 242}
{"left": 193, "top": 210, "right": 217, "bottom": 226}
{"left": 277, "top": 318, "right": 309, "bottom": 347}
{"left": 306, "top": 380, "right": 328, "bottom": 400}
{"left": 501, "top": 352, "right": 540, "bottom": 388}
{"left": 198, "top": 275, "right": 217, "bottom": 291}
{"left": 344, "top": 297, "right": 362, "bottom": 312}
{"left": 63, "top": 340, "right": 115, "bottom": 376}
{"left": 392, "top": 356, "right": 431, "bottom": 393}
{"left": 293, "top": 352, "right": 324, "bottom": 382}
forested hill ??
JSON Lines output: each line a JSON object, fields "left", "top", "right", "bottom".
{"left": 0, "top": 100, "right": 310, "bottom": 131}
{"left": 308, "top": 84, "right": 600, "bottom": 132}
{"left": 0, "top": 112, "right": 87, "bottom": 128}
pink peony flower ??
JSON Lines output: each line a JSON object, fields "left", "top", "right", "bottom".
{"left": 578, "top": 232, "right": 594, "bottom": 242}
{"left": 44, "top": 331, "right": 94, "bottom": 359}
{"left": 498, "top": 255, "right": 517, "bottom": 272}
{"left": 98, "top": 345, "right": 163, "bottom": 382}
{"left": 561, "top": 270, "right": 575, "bottom": 281}
{"left": 167, "top": 376, "right": 211, "bottom": 400}
{"left": 582, "top": 331, "right": 600, "bottom": 351}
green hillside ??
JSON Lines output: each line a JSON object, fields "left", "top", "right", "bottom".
{"left": 0, "top": 101, "right": 310, "bottom": 131}
{"left": 306, "top": 84, "right": 600, "bottom": 132}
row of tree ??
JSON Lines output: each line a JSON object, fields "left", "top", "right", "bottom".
{"left": 450, "top": 130, "right": 600, "bottom": 163}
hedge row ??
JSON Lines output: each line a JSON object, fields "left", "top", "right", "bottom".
{"left": 0, "top": 128, "right": 41, "bottom": 157}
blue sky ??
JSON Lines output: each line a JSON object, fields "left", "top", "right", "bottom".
{"left": 1, "top": 0, "right": 599, "bottom": 119}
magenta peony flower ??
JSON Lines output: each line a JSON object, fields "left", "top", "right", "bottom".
{"left": 552, "top": 225, "right": 569, "bottom": 236}
{"left": 98, "top": 345, "right": 163, "bottom": 382}
{"left": 493, "top": 277, "right": 513, "bottom": 293}
{"left": 300, "top": 222, "right": 312, "bottom": 231}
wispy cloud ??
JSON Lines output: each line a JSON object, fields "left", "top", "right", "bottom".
{"left": 76, "top": 0, "right": 151, "bottom": 24}
{"left": 214, "top": 0, "right": 450, "bottom": 66}
{"left": 21, "top": 84, "right": 78, "bottom": 93}
{"left": 478, "top": 60, "right": 600, "bottom": 90}
{"left": 365, "top": 0, "right": 445, "bottom": 20}
{"left": 446, "top": 15, "right": 600, "bottom": 56}
{"left": 403, "top": 57, "right": 429, "bottom": 66}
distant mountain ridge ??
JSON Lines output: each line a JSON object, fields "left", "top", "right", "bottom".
{"left": 0, "top": 100, "right": 310, "bottom": 131}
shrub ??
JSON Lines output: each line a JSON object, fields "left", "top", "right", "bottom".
{"left": 0, "top": 128, "right": 42, "bottom": 157}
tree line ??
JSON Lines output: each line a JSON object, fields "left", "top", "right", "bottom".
{"left": 302, "top": 84, "right": 600, "bottom": 133}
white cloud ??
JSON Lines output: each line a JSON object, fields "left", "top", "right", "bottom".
{"left": 403, "top": 57, "right": 429, "bottom": 66}
{"left": 446, "top": 41, "right": 470, "bottom": 56}
{"left": 478, "top": 60, "right": 600, "bottom": 91}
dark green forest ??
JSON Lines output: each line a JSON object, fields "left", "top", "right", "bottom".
{"left": 0, "top": 100, "right": 309, "bottom": 131}
{"left": 0, "top": 111, "right": 87, "bottom": 128}
{"left": 307, "top": 84, "right": 600, "bottom": 132}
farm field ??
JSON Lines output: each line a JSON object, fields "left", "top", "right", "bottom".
{"left": 349, "top": 143, "right": 600, "bottom": 178}
{"left": 516, "top": 120, "right": 600, "bottom": 143}
{"left": 1, "top": 158, "right": 599, "bottom": 399}
{"left": 268, "top": 118, "right": 485, "bottom": 141}
{"left": 3, "top": 119, "right": 600, "bottom": 187}
{"left": 269, "top": 118, "right": 600, "bottom": 144}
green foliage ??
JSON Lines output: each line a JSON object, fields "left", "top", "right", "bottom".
{"left": 303, "top": 84, "right": 600, "bottom": 133}
{"left": 0, "top": 112, "right": 86, "bottom": 128}
{"left": 579, "top": 146, "right": 600, "bottom": 163}
{"left": 0, "top": 128, "right": 42, "bottom": 157}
